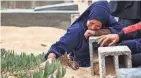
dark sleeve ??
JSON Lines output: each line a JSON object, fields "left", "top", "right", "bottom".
{"left": 109, "top": 1, "right": 124, "bottom": 16}
{"left": 118, "top": 22, "right": 141, "bottom": 41}
{"left": 45, "top": 23, "right": 82, "bottom": 59}
{"left": 109, "top": 1, "right": 133, "bottom": 17}
{"left": 110, "top": 1, "right": 141, "bottom": 19}
{"left": 107, "top": 16, "right": 125, "bottom": 34}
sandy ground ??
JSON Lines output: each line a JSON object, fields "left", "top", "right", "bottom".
{"left": 1, "top": 26, "right": 66, "bottom": 55}
{"left": 1, "top": 26, "right": 98, "bottom": 78}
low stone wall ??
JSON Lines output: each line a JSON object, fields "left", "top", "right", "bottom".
{"left": 1, "top": 13, "right": 74, "bottom": 30}
{"left": 1, "top": 1, "right": 64, "bottom": 9}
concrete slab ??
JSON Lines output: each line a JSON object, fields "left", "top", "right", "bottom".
{"left": 98, "top": 46, "right": 132, "bottom": 78}
{"left": 116, "top": 68, "right": 141, "bottom": 78}
{"left": 34, "top": 3, "right": 78, "bottom": 11}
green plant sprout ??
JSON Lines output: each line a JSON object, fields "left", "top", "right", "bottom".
{"left": 1, "top": 48, "right": 66, "bottom": 78}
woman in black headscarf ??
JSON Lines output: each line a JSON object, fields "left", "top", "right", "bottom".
{"left": 45, "top": 1, "right": 124, "bottom": 67}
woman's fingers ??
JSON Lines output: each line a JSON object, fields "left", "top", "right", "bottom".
{"left": 84, "top": 30, "right": 89, "bottom": 38}
{"left": 98, "top": 35, "right": 107, "bottom": 45}
{"left": 84, "top": 30, "right": 95, "bottom": 39}
{"left": 100, "top": 37, "right": 109, "bottom": 46}
{"left": 84, "top": 32, "right": 91, "bottom": 39}
{"left": 98, "top": 34, "right": 119, "bottom": 46}
{"left": 109, "top": 40, "right": 116, "bottom": 46}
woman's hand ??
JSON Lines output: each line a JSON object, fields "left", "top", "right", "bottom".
{"left": 40, "top": 53, "right": 56, "bottom": 68}
{"left": 48, "top": 52, "right": 56, "bottom": 59}
{"left": 98, "top": 34, "right": 120, "bottom": 46}
{"left": 84, "top": 30, "right": 96, "bottom": 39}
{"left": 45, "top": 53, "right": 57, "bottom": 64}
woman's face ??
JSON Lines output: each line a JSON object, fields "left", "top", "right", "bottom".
{"left": 87, "top": 19, "right": 102, "bottom": 30}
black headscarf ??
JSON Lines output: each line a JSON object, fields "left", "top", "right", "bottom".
{"left": 71, "top": 1, "right": 110, "bottom": 30}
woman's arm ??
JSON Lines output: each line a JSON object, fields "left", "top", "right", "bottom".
{"left": 118, "top": 22, "right": 141, "bottom": 41}
{"left": 45, "top": 23, "right": 83, "bottom": 59}
{"left": 107, "top": 16, "right": 125, "bottom": 34}
{"left": 98, "top": 22, "right": 141, "bottom": 46}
